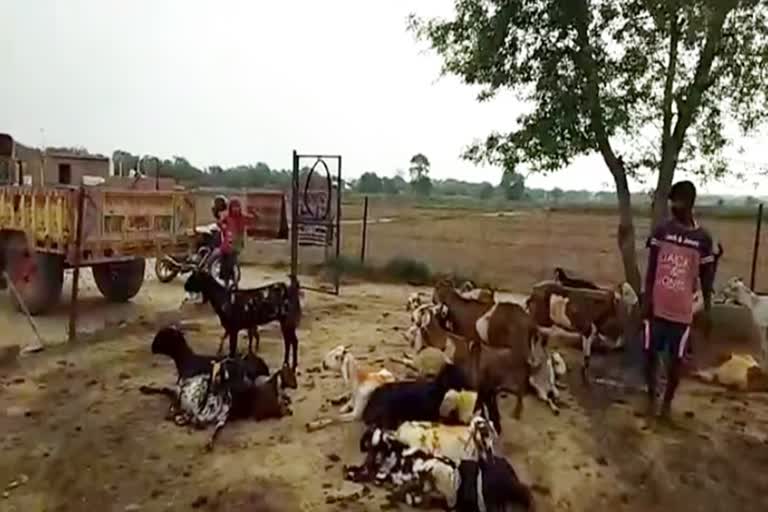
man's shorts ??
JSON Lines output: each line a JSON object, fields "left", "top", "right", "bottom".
{"left": 643, "top": 317, "right": 691, "bottom": 359}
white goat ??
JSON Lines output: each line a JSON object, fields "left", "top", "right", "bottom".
{"left": 718, "top": 277, "right": 768, "bottom": 331}
{"left": 322, "top": 345, "right": 396, "bottom": 421}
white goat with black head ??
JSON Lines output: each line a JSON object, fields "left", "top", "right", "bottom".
{"left": 347, "top": 415, "right": 534, "bottom": 511}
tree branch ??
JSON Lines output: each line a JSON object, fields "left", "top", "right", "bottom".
{"left": 661, "top": 7, "right": 681, "bottom": 150}
{"left": 671, "top": 3, "right": 736, "bottom": 146}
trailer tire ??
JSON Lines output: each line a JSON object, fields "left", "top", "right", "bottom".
{"left": 4, "top": 242, "right": 64, "bottom": 315}
{"left": 92, "top": 258, "right": 146, "bottom": 302}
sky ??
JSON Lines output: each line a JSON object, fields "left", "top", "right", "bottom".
{"left": 1, "top": 0, "right": 766, "bottom": 195}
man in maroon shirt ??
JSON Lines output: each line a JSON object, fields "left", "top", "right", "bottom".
{"left": 644, "top": 181, "right": 715, "bottom": 419}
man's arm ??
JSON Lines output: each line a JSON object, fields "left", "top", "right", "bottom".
{"left": 644, "top": 230, "right": 662, "bottom": 318}
{"left": 699, "top": 233, "right": 716, "bottom": 313}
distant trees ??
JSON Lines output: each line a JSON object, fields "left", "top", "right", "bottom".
{"left": 499, "top": 170, "right": 525, "bottom": 200}
{"left": 409, "top": 153, "right": 433, "bottom": 196}
{"left": 357, "top": 172, "right": 384, "bottom": 194}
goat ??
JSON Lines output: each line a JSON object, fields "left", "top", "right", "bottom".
{"left": 184, "top": 271, "right": 301, "bottom": 368}
{"left": 718, "top": 277, "right": 768, "bottom": 333}
{"left": 406, "top": 291, "right": 429, "bottom": 312}
{"left": 432, "top": 280, "right": 536, "bottom": 351}
{"left": 412, "top": 298, "right": 552, "bottom": 425}
{"left": 348, "top": 417, "right": 533, "bottom": 511}
{"left": 457, "top": 280, "right": 495, "bottom": 303}
{"left": 141, "top": 327, "right": 292, "bottom": 449}
{"left": 322, "top": 345, "right": 396, "bottom": 421}
{"left": 148, "top": 325, "right": 269, "bottom": 382}
{"left": 362, "top": 363, "right": 472, "bottom": 430}
{"left": 206, "top": 363, "right": 296, "bottom": 449}
{"left": 553, "top": 267, "right": 600, "bottom": 290}
{"left": 351, "top": 415, "right": 498, "bottom": 481}
{"left": 526, "top": 280, "right": 638, "bottom": 382}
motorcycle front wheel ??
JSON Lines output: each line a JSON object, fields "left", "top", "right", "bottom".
{"left": 155, "top": 257, "right": 181, "bottom": 283}
{"left": 208, "top": 253, "right": 241, "bottom": 287}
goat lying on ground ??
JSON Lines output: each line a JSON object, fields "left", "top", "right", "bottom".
{"left": 322, "top": 345, "right": 396, "bottom": 421}
{"left": 527, "top": 280, "right": 639, "bottom": 382}
{"left": 347, "top": 416, "right": 533, "bottom": 511}
{"left": 349, "top": 415, "right": 498, "bottom": 483}
{"left": 148, "top": 325, "right": 269, "bottom": 382}
{"left": 553, "top": 267, "right": 600, "bottom": 290}
{"left": 362, "top": 363, "right": 473, "bottom": 430}
{"left": 406, "top": 291, "right": 430, "bottom": 312}
{"left": 141, "top": 326, "right": 294, "bottom": 449}
{"left": 457, "top": 280, "right": 495, "bottom": 303}
{"left": 184, "top": 271, "right": 301, "bottom": 367}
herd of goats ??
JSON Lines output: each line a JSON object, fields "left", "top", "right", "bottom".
{"left": 138, "top": 266, "right": 768, "bottom": 511}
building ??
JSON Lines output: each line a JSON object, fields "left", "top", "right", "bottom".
{"left": 0, "top": 133, "right": 110, "bottom": 186}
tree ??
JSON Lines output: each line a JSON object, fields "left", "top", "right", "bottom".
{"left": 499, "top": 170, "right": 525, "bottom": 200}
{"left": 550, "top": 187, "right": 564, "bottom": 203}
{"left": 479, "top": 182, "right": 495, "bottom": 199}
{"left": 411, "top": 0, "right": 768, "bottom": 290}
{"left": 412, "top": 175, "right": 433, "bottom": 196}
{"left": 357, "top": 172, "right": 384, "bottom": 194}
{"left": 409, "top": 153, "right": 431, "bottom": 181}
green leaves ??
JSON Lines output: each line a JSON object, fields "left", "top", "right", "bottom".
{"left": 410, "top": 0, "right": 768, "bottom": 186}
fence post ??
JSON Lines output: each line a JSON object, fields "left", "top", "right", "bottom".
{"left": 334, "top": 157, "right": 343, "bottom": 295}
{"left": 750, "top": 203, "right": 763, "bottom": 291}
{"left": 68, "top": 185, "right": 86, "bottom": 342}
{"left": 360, "top": 196, "right": 369, "bottom": 264}
{"left": 290, "top": 150, "right": 299, "bottom": 280}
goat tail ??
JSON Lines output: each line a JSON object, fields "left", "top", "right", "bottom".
{"left": 287, "top": 274, "right": 303, "bottom": 325}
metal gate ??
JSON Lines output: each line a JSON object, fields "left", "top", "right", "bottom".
{"left": 290, "top": 150, "right": 342, "bottom": 295}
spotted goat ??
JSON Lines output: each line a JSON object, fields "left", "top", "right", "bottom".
{"left": 184, "top": 271, "right": 301, "bottom": 367}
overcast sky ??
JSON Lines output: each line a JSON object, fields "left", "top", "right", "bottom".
{"left": 1, "top": 0, "right": 766, "bottom": 195}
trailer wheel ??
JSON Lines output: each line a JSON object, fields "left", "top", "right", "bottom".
{"left": 4, "top": 243, "right": 64, "bottom": 315}
{"left": 92, "top": 258, "right": 146, "bottom": 302}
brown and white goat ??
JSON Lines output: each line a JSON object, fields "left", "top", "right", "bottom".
{"left": 322, "top": 345, "right": 396, "bottom": 421}
{"left": 526, "top": 280, "right": 639, "bottom": 382}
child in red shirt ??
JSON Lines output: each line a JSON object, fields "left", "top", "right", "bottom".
{"left": 217, "top": 198, "right": 246, "bottom": 285}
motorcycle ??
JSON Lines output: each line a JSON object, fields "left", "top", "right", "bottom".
{"left": 154, "top": 223, "right": 241, "bottom": 286}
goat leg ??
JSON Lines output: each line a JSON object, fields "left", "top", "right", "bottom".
{"left": 581, "top": 325, "right": 597, "bottom": 385}
{"left": 330, "top": 391, "right": 352, "bottom": 406}
{"left": 228, "top": 330, "right": 238, "bottom": 358}
{"left": 206, "top": 417, "right": 228, "bottom": 452}
{"left": 139, "top": 385, "right": 178, "bottom": 399}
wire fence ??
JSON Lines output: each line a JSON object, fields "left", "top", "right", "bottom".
{"left": 339, "top": 197, "right": 768, "bottom": 293}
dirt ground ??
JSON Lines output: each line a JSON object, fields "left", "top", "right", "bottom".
{"left": 1, "top": 266, "right": 768, "bottom": 512}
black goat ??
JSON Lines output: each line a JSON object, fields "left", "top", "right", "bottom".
{"left": 362, "top": 363, "right": 471, "bottom": 430}
{"left": 553, "top": 267, "right": 600, "bottom": 290}
{"left": 206, "top": 363, "right": 297, "bottom": 449}
{"left": 456, "top": 456, "right": 534, "bottom": 511}
{"left": 141, "top": 326, "right": 295, "bottom": 450}
{"left": 184, "top": 271, "right": 302, "bottom": 368}
{"left": 148, "top": 325, "right": 269, "bottom": 380}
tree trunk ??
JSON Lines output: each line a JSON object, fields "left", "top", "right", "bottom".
{"left": 612, "top": 165, "right": 643, "bottom": 294}
{"left": 651, "top": 152, "right": 677, "bottom": 229}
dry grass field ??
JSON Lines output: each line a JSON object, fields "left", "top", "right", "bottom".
{"left": 234, "top": 194, "right": 768, "bottom": 293}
